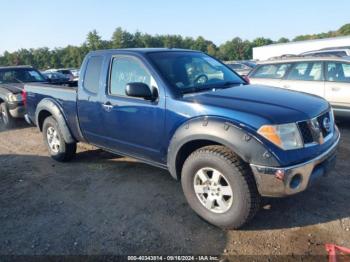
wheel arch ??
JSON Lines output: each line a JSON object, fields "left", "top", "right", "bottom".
{"left": 167, "top": 116, "right": 280, "bottom": 180}
{"left": 35, "top": 98, "right": 76, "bottom": 144}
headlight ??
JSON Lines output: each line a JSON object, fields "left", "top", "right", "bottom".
{"left": 258, "top": 123, "right": 303, "bottom": 150}
{"left": 7, "top": 93, "right": 22, "bottom": 102}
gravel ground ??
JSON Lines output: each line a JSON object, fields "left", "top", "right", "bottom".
{"left": 0, "top": 120, "right": 349, "bottom": 258}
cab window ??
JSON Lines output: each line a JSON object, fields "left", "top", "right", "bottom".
{"left": 109, "top": 56, "right": 153, "bottom": 96}
{"left": 251, "top": 63, "right": 291, "bottom": 79}
{"left": 326, "top": 62, "right": 350, "bottom": 83}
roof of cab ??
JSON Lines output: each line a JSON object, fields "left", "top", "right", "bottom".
{"left": 88, "top": 48, "right": 200, "bottom": 55}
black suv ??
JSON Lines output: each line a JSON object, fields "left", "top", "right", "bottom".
{"left": 0, "top": 66, "right": 46, "bottom": 128}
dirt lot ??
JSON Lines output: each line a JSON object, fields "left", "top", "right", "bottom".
{"left": 0, "top": 120, "right": 349, "bottom": 257}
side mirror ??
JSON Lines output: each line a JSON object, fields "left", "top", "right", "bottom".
{"left": 125, "top": 82, "right": 155, "bottom": 101}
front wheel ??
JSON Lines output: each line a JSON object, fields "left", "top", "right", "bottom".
{"left": 181, "top": 145, "right": 261, "bottom": 229}
{"left": 42, "top": 116, "right": 76, "bottom": 162}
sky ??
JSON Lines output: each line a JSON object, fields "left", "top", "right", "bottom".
{"left": 0, "top": 0, "right": 349, "bottom": 54}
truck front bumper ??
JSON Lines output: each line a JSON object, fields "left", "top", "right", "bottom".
{"left": 250, "top": 135, "right": 340, "bottom": 197}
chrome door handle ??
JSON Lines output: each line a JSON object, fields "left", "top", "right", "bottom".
{"left": 102, "top": 102, "right": 113, "bottom": 112}
{"left": 283, "top": 85, "right": 290, "bottom": 89}
{"left": 331, "top": 87, "right": 341, "bottom": 91}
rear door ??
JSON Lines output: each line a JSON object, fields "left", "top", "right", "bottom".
{"left": 77, "top": 55, "right": 106, "bottom": 145}
{"left": 324, "top": 61, "right": 350, "bottom": 111}
{"left": 249, "top": 63, "right": 291, "bottom": 87}
{"left": 282, "top": 61, "right": 325, "bottom": 98}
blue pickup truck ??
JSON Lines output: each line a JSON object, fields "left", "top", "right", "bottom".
{"left": 24, "top": 48, "right": 340, "bottom": 229}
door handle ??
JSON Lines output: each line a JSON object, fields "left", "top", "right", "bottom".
{"left": 102, "top": 102, "right": 114, "bottom": 112}
{"left": 283, "top": 85, "right": 290, "bottom": 89}
{"left": 331, "top": 86, "right": 341, "bottom": 91}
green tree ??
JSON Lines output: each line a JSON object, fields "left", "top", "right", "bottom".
{"left": 111, "top": 27, "right": 135, "bottom": 48}
{"left": 2, "top": 23, "right": 350, "bottom": 68}
{"left": 338, "top": 23, "right": 350, "bottom": 36}
{"left": 219, "top": 37, "right": 251, "bottom": 60}
{"left": 86, "top": 30, "right": 103, "bottom": 50}
{"left": 277, "top": 37, "right": 290, "bottom": 43}
{"left": 251, "top": 37, "right": 273, "bottom": 47}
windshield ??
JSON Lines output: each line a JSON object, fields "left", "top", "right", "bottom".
{"left": 148, "top": 51, "right": 245, "bottom": 93}
{"left": 0, "top": 68, "right": 46, "bottom": 84}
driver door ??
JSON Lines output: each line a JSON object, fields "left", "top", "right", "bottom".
{"left": 97, "top": 55, "right": 165, "bottom": 163}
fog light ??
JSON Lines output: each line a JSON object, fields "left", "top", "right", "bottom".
{"left": 290, "top": 174, "right": 302, "bottom": 189}
{"left": 275, "top": 169, "right": 285, "bottom": 180}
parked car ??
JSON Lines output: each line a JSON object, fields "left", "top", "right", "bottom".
{"left": 300, "top": 47, "right": 350, "bottom": 57}
{"left": 24, "top": 48, "right": 339, "bottom": 229}
{"left": 42, "top": 72, "right": 70, "bottom": 86}
{"left": 70, "top": 69, "right": 80, "bottom": 81}
{"left": 56, "top": 69, "right": 74, "bottom": 81}
{"left": 45, "top": 68, "right": 77, "bottom": 81}
{"left": 248, "top": 56, "right": 350, "bottom": 117}
{"left": 0, "top": 66, "right": 47, "bottom": 128}
{"left": 226, "top": 61, "right": 256, "bottom": 76}
{"left": 43, "top": 68, "right": 78, "bottom": 87}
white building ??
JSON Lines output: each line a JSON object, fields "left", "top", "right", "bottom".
{"left": 253, "top": 35, "right": 350, "bottom": 61}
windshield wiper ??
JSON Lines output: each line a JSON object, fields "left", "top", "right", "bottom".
{"left": 221, "top": 81, "right": 242, "bottom": 87}
{"left": 182, "top": 86, "right": 213, "bottom": 94}
{"left": 181, "top": 81, "right": 243, "bottom": 94}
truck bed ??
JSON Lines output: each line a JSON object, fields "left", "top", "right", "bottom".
{"left": 24, "top": 83, "right": 81, "bottom": 141}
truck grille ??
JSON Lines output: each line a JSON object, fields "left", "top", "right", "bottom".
{"left": 298, "top": 121, "right": 314, "bottom": 144}
{"left": 297, "top": 111, "right": 334, "bottom": 146}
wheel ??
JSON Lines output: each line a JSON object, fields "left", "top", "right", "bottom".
{"left": 42, "top": 116, "right": 76, "bottom": 162}
{"left": 181, "top": 145, "right": 261, "bottom": 229}
{"left": 0, "top": 102, "right": 14, "bottom": 129}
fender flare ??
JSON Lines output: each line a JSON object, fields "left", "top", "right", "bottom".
{"left": 167, "top": 116, "right": 280, "bottom": 180}
{"left": 35, "top": 98, "right": 76, "bottom": 144}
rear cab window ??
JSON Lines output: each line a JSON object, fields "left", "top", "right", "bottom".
{"left": 250, "top": 63, "right": 291, "bottom": 79}
{"left": 83, "top": 56, "right": 103, "bottom": 94}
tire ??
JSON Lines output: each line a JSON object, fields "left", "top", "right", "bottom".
{"left": 0, "top": 102, "right": 15, "bottom": 129}
{"left": 181, "top": 145, "right": 261, "bottom": 229}
{"left": 42, "top": 116, "right": 76, "bottom": 162}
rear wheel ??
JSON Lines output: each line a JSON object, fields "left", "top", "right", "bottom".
{"left": 0, "top": 102, "right": 14, "bottom": 129}
{"left": 181, "top": 145, "right": 261, "bottom": 229}
{"left": 42, "top": 116, "right": 76, "bottom": 162}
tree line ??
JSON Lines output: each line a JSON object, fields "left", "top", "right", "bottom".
{"left": 0, "top": 24, "right": 349, "bottom": 70}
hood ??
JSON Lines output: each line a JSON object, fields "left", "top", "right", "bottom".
{"left": 0, "top": 83, "right": 25, "bottom": 94}
{"left": 182, "top": 84, "right": 330, "bottom": 124}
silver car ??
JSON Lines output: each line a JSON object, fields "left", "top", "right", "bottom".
{"left": 225, "top": 61, "right": 256, "bottom": 76}
{"left": 248, "top": 56, "right": 350, "bottom": 117}
{"left": 300, "top": 48, "right": 350, "bottom": 57}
